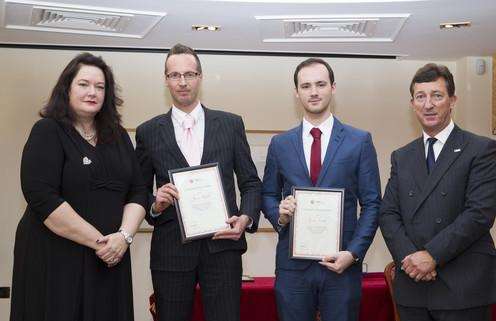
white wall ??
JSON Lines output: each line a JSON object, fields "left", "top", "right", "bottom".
{"left": 0, "top": 48, "right": 494, "bottom": 321}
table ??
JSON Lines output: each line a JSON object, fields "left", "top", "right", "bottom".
{"left": 150, "top": 273, "right": 496, "bottom": 321}
{"left": 150, "top": 273, "right": 395, "bottom": 321}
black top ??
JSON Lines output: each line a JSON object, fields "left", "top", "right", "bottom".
{"left": 10, "top": 118, "right": 147, "bottom": 321}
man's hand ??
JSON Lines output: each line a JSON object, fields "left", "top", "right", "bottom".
{"left": 278, "top": 195, "right": 296, "bottom": 226}
{"left": 420, "top": 270, "right": 437, "bottom": 282}
{"left": 319, "top": 251, "right": 355, "bottom": 274}
{"left": 212, "top": 214, "right": 251, "bottom": 241}
{"left": 96, "top": 233, "right": 128, "bottom": 267}
{"left": 401, "top": 250, "right": 437, "bottom": 282}
{"left": 153, "top": 183, "right": 179, "bottom": 214}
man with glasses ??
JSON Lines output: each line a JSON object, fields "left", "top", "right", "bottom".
{"left": 135, "top": 43, "right": 262, "bottom": 321}
{"left": 380, "top": 63, "right": 496, "bottom": 321}
{"left": 262, "top": 58, "right": 381, "bottom": 321}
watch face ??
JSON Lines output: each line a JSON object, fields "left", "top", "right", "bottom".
{"left": 119, "top": 230, "right": 133, "bottom": 244}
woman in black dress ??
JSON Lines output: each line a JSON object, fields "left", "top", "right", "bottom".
{"left": 10, "top": 53, "right": 147, "bottom": 321}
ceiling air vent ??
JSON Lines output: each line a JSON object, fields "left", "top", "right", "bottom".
{"left": 286, "top": 19, "right": 378, "bottom": 38}
{"left": 255, "top": 14, "right": 409, "bottom": 43}
{"left": 4, "top": 0, "right": 166, "bottom": 38}
{"left": 31, "top": 7, "right": 130, "bottom": 32}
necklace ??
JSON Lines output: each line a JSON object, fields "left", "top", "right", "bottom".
{"left": 75, "top": 125, "right": 97, "bottom": 142}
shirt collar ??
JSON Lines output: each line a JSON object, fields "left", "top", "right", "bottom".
{"left": 171, "top": 102, "right": 203, "bottom": 124}
{"left": 423, "top": 119, "right": 454, "bottom": 145}
{"left": 302, "top": 114, "right": 334, "bottom": 137}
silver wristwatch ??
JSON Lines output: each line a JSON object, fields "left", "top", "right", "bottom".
{"left": 118, "top": 229, "right": 133, "bottom": 245}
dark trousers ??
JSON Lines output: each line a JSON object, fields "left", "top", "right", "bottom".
{"left": 274, "top": 262, "right": 362, "bottom": 321}
{"left": 397, "top": 304, "right": 492, "bottom": 321}
{"left": 151, "top": 243, "right": 242, "bottom": 321}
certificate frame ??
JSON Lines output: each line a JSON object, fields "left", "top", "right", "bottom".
{"left": 289, "top": 187, "right": 344, "bottom": 260}
{"left": 169, "top": 163, "right": 230, "bottom": 243}
{"left": 244, "top": 130, "right": 282, "bottom": 232}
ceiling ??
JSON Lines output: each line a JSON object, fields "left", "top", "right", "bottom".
{"left": 0, "top": 0, "right": 495, "bottom": 60}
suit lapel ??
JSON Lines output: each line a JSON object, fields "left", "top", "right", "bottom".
{"left": 316, "top": 118, "right": 345, "bottom": 186}
{"left": 409, "top": 138, "right": 429, "bottom": 191}
{"left": 290, "top": 124, "right": 312, "bottom": 183}
{"left": 411, "top": 126, "right": 466, "bottom": 215}
{"left": 158, "top": 110, "right": 189, "bottom": 167}
{"left": 200, "top": 105, "right": 220, "bottom": 164}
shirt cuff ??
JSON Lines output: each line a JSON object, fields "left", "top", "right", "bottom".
{"left": 246, "top": 217, "right": 254, "bottom": 229}
{"left": 149, "top": 204, "right": 162, "bottom": 218}
{"left": 277, "top": 217, "right": 288, "bottom": 227}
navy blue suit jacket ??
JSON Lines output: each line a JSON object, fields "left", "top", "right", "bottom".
{"left": 262, "top": 117, "right": 381, "bottom": 271}
{"left": 379, "top": 126, "right": 496, "bottom": 309}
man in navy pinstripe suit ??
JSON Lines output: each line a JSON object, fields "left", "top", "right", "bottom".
{"left": 380, "top": 63, "right": 496, "bottom": 321}
{"left": 135, "top": 44, "right": 262, "bottom": 321}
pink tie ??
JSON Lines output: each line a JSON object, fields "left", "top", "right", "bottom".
{"left": 182, "top": 114, "right": 201, "bottom": 166}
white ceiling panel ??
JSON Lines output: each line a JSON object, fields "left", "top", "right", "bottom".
{"left": 0, "top": 0, "right": 495, "bottom": 59}
{"left": 4, "top": 0, "right": 166, "bottom": 38}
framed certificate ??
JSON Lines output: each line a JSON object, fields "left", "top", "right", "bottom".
{"left": 169, "top": 163, "right": 230, "bottom": 243}
{"left": 289, "top": 187, "right": 344, "bottom": 260}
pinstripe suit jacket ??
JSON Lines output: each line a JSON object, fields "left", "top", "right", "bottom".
{"left": 380, "top": 125, "right": 496, "bottom": 310}
{"left": 135, "top": 106, "right": 262, "bottom": 271}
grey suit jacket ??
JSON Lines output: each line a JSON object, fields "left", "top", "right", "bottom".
{"left": 380, "top": 125, "right": 496, "bottom": 309}
{"left": 135, "top": 106, "right": 262, "bottom": 271}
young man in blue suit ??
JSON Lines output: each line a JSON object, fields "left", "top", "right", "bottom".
{"left": 262, "top": 58, "right": 381, "bottom": 321}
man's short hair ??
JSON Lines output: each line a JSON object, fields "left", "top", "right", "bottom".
{"left": 409, "top": 63, "right": 455, "bottom": 97}
{"left": 294, "top": 58, "right": 335, "bottom": 88}
{"left": 164, "top": 43, "right": 202, "bottom": 75}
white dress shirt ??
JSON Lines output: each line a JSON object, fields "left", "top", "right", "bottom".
{"left": 171, "top": 102, "right": 205, "bottom": 157}
{"left": 422, "top": 120, "right": 454, "bottom": 161}
{"left": 302, "top": 114, "right": 334, "bottom": 174}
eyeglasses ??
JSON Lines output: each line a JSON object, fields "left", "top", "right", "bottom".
{"left": 166, "top": 71, "right": 201, "bottom": 81}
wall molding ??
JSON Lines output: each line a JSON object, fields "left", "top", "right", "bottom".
{"left": 126, "top": 128, "right": 284, "bottom": 134}
{"left": 0, "top": 43, "right": 397, "bottom": 59}
{"left": 493, "top": 54, "right": 496, "bottom": 135}
{"left": 138, "top": 227, "right": 275, "bottom": 233}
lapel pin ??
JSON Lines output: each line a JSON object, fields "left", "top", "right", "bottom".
{"left": 83, "top": 156, "right": 92, "bottom": 165}
{"left": 454, "top": 148, "right": 461, "bottom": 153}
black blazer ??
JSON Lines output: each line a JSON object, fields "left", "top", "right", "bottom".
{"left": 379, "top": 125, "right": 496, "bottom": 310}
{"left": 136, "top": 106, "right": 262, "bottom": 271}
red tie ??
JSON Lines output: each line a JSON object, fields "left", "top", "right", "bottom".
{"left": 310, "top": 127, "right": 322, "bottom": 186}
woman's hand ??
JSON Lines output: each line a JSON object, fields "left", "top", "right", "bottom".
{"left": 95, "top": 232, "right": 128, "bottom": 267}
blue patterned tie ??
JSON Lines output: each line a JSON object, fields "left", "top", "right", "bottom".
{"left": 426, "top": 137, "right": 437, "bottom": 174}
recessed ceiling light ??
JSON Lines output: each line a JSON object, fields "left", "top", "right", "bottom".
{"left": 440, "top": 21, "right": 471, "bottom": 29}
{"left": 192, "top": 25, "right": 220, "bottom": 31}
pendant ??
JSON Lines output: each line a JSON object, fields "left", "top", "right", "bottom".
{"left": 83, "top": 156, "right": 92, "bottom": 165}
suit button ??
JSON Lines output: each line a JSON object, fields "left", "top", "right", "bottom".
{"left": 441, "top": 191, "right": 447, "bottom": 196}
{"left": 408, "top": 191, "right": 414, "bottom": 197}
{"left": 435, "top": 218, "right": 442, "bottom": 224}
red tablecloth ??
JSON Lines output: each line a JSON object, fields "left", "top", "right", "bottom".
{"left": 150, "top": 273, "right": 496, "bottom": 321}
{"left": 191, "top": 273, "right": 395, "bottom": 321}
{"left": 191, "top": 277, "right": 279, "bottom": 321}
